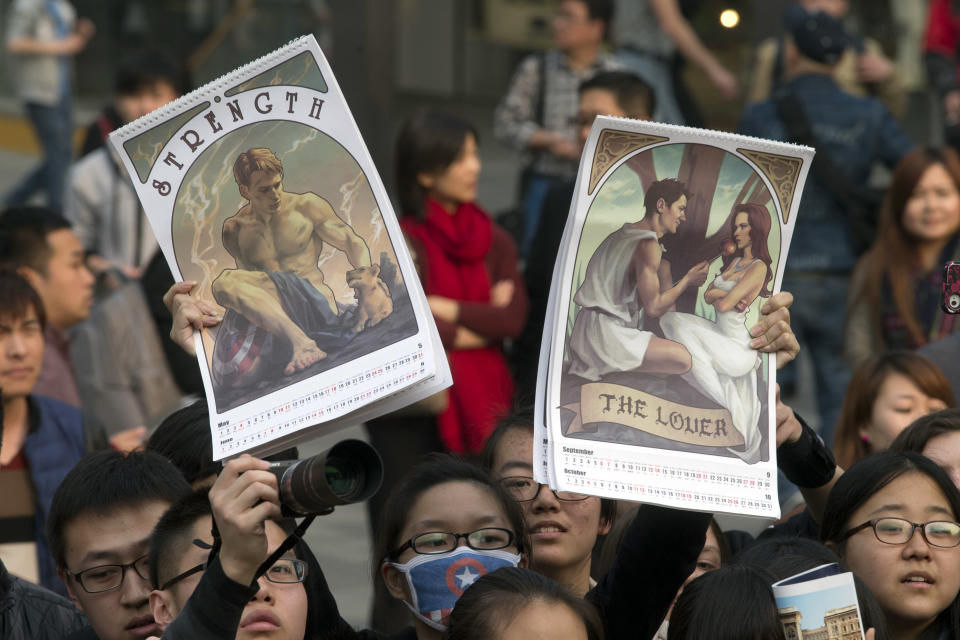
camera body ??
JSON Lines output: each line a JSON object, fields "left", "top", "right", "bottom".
{"left": 268, "top": 439, "right": 383, "bottom": 516}
{"left": 944, "top": 261, "right": 960, "bottom": 314}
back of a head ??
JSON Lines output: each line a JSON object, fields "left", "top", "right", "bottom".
{"left": 0, "top": 206, "right": 71, "bottom": 272}
{"left": 148, "top": 488, "right": 212, "bottom": 589}
{"left": 444, "top": 567, "right": 603, "bottom": 640}
{"left": 783, "top": 6, "right": 851, "bottom": 69}
{"left": 735, "top": 536, "right": 840, "bottom": 574}
{"left": 146, "top": 399, "right": 217, "bottom": 486}
{"left": 669, "top": 564, "right": 785, "bottom": 640}
{"left": 890, "top": 408, "right": 960, "bottom": 454}
{"left": 735, "top": 538, "right": 890, "bottom": 640}
{"left": 578, "top": 70, "right": 655, "bottom": 120}
{"left": 147, "top": 399, "right": 298, "bottom": 487}
{"left": 47, "top": 450, "right": 192, "bottom": 570}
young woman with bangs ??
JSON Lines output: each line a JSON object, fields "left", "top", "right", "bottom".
{"left": 820, "top": 451, "right": 960, "bottom": 640}
{"left": 833, "top": 351, "right": 954, "bottom": 469}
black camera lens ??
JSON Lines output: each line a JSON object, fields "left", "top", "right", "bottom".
{"left": 323, "top": 456, "right": 362, "bottom": 500}
{"left": 269, "top": 440, "right": 383, "bottom": 516}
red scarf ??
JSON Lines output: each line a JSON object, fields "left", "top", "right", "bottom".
{"left": 402, "top": 200, "right": 513, "bottom": 453}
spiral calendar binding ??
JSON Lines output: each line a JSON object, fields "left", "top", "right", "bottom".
{"left": 111, "top": 35, "right": 313, "bottom": 141}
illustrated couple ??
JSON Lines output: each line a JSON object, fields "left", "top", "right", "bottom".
{"left": 567, "top": 177, "right": 774, "bottom": 463}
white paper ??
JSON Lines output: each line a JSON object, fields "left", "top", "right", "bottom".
{"left": 107, "top": 35, "right": 450, "bottom": 459}
{"left": 536, "top": 116, "right": 814, "bottom": 518}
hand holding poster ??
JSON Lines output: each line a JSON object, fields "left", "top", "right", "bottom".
{"left": 108, "top": 36, "right": 450, "bottom": 459}
{"left": 535, "top": 117, "right": 813, "bottom": 518}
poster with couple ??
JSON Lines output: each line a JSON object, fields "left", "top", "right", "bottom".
{"left": 535, "top": 117, "right": 813, "bottom": 518}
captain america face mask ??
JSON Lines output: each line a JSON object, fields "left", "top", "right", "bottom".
{"left": 388, "top": 546, "right": 521, "bottom": 631}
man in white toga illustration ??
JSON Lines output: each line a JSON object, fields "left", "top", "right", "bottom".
{"left": 567, "top": 177, "right": 710, "bottom": 380}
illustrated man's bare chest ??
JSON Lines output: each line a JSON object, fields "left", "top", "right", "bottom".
{"left": 236, "top": 210, "right": 319, "bottom": 266}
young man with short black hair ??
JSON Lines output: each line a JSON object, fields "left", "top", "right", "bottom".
{"left": 148, "top": 457, "right": 352, "bottom": 640}
{"left": 0, "top": 206, "right": 94, "bottom": 407}
{"left": 0, "top": 269, "right": 86, "bottom": 595}
{"left": 48, "top": 449, "right": 191, "bottom": 640}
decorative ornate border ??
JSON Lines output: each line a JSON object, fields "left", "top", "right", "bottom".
{"left": 736, "top": 149, "right": 804, "bottom": 224}
{"left": 589, "top": 130, "right": 669, "bottom": 194}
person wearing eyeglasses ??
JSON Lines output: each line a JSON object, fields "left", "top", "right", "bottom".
{"left": 146, "top": 478, "right": 349, "bottom": 640}
{"left": 820, "top": 451, "right": 960, "bottom": 640}
{"left": 375, "top": 455, "right": 530, "bottom": 639}
{"left": 481, "top": 412, "right": 712, "bottom": 640}
{"left": 149, "top": 454, "right": 526, "bottom": 640}
{"left": 46, "top": 450, "right": 191, "bottom": 640}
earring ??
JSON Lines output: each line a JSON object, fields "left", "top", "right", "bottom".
{"left": 860, "top": 434, "right": 869, "bottom": 444}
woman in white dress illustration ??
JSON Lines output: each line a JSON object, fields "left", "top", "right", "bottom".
{"left": 660, "top": 203, "right": 774, "bottom": 463}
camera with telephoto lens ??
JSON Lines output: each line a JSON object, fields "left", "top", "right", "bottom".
{"left": 268, "top": 439, "right": 383, "bottom": 516}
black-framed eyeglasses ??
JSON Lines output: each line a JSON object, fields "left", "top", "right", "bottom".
{"left": 499, "top": 476, "right": 590, "bottom": 503}
{"left": 840, "top": 518, "right": 960, "bottom": 548}
{"left": 390, "top": 528, "right": 515, "bottom": 558}
{"left": 67, "top": 555, "right": 151, "bottom": 594}
{"left": 160, "top": 557, "right": 308, "bottom": 591}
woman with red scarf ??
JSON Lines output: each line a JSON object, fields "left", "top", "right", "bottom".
{"left": 395, "top": 111, "right": 528, "bottom": 454}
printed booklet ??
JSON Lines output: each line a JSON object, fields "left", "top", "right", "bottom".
{"left": 534, "top": 117, "right": 814, "bottom": 518}
{"left": 108, "top": 35, "right": 451, "bottom": 459}
{"left": 773, "top": 564, "right": 866, "bottom": 640}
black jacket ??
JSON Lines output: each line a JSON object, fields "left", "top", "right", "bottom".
{"left": 0, "top": 562, "right": 85, "bottom": 640}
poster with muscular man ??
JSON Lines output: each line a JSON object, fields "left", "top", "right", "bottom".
{"left": 108, "top": 36, "right": 450, "bottom": 459}
{"left": 534, "top": 116, "right": 813, "bottom": 518}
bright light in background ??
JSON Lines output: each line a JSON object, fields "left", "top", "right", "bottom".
{"left": 719, "top": 9, "right": 740, "bottom": 28}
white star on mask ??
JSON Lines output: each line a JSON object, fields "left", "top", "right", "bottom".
{"left": 455, "top": 566, "right": 480, "bottom": 589}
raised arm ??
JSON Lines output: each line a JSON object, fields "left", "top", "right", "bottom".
{"left": 649, "top": 0, "right": 738, "bottom": 98}
{"left": 6, "top": 15, "right": 94, "bottom": 56}
{"left": 305, "top": 194, "right": 371, "bottom": 268}
{"left": 633, "top": 240, "right": 708, "bottom": 318}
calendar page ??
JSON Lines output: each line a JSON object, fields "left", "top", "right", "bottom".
{"left": 535, "top": 116, "right": 813, "bottom": 518}
{"left": 108, "top": 35, "right": 450, "bottom": 459}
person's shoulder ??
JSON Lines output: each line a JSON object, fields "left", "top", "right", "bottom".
{"left": 4, "top": 574, "right": 87, "bottom": 639}
{"left": 516, "top": 52, "right": 546, "bottom": 73}
{"left": 741, "top": 99, "right": 775, "bottom": 118}
{"left": 296, "top": 191, "right": 335, "bottom": 212}
{"left": 631, "top": 232, "right": 661, "bottom": 259}
{"left": 29, "top": 393, "right": 82, "bottom": 421}
{"left": 224, "top": 205, "right": 250, "bottom": 226}
{"left": 738, "top": 99, "right": 779, "bottom": 136}
{"left": 72, "top": 147, "right": 111, "bottom": 174}
{"left": 10, "top": 571, "right": 77, "bottom": 609}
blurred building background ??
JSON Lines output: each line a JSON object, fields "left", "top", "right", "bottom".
{"left": 0, "top": 0, "right": 924, "bottom": 215}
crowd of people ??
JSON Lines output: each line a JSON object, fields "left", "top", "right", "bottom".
{"left": 4, "top": 0, "right": 960, "bottom": 639}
